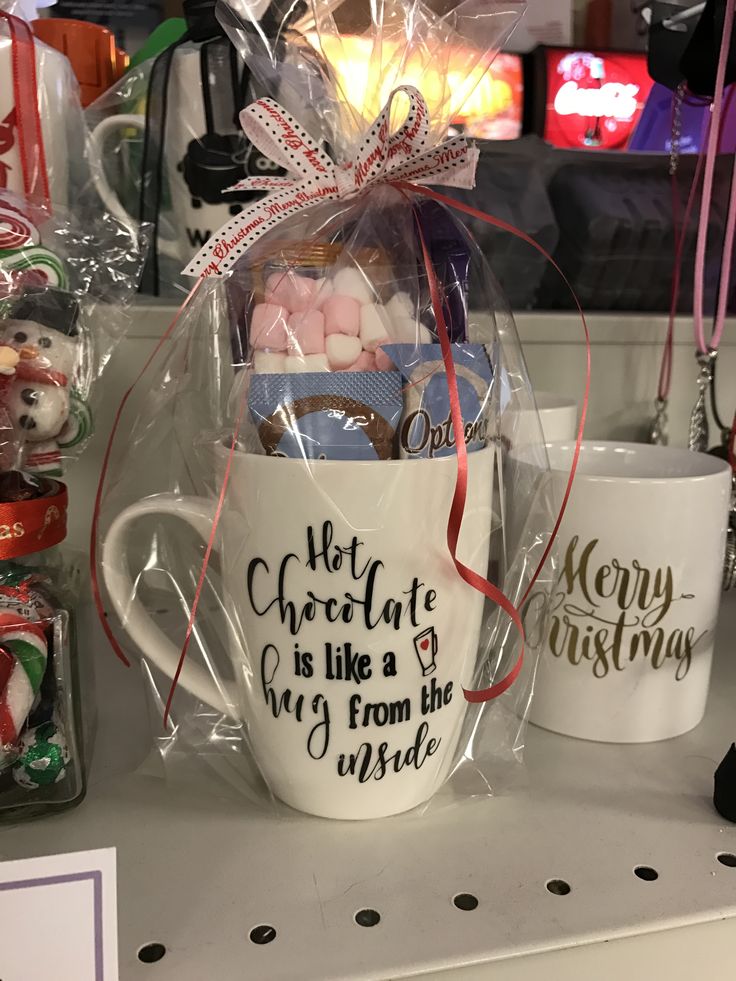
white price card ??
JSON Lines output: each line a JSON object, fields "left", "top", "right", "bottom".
{"left": 0, "top": 848, "right": 118, "bottom": 981}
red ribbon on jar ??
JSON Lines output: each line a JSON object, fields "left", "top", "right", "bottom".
{"left": 0, "top": 481, "right": 67, "bottom": 560}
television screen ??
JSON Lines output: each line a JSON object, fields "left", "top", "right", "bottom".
{"left": 543, "top": 49, "right": 654, "bottom": 150}
{"left": 454, "top": 53, "right": 524, "bottom": 140}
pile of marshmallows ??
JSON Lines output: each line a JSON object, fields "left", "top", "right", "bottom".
{"left": 251, "top": 268, "right": 432, "bottom": 373}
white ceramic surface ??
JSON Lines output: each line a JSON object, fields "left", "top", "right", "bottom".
{"left": 505, "top": 392, "right": 578, "bottom": 449}
{"left": 526, "top": 441, "right": 731, "bottom": 743}
{"left": 102, "top": 445, "right": 494, "bottom": 819}
{"left": 0, "top": 37, "right": 72, "bottom": 206}
{"left": 87, "top": 47, "right": 244, "bottom": 265}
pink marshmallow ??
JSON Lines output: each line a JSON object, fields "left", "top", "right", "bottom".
{"left": 250, "top": 303, "right": 289, "bottom": 351}
{"left": 322, "top": 294, "right": 361, "bottom": 337}
{"left": 375, "top": 346, "right": 397, "bottom": 371}
{"left": 265, "top": 271, "right": 317, "bottom": 312}
{"left": 287, "top": 310, "right": 325, "bottom": 355}
{"left": 346, "top": 351, "right": 377, "bottom": 372}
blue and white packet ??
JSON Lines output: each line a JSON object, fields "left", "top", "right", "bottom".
{"left": 248, "top": 371, "right": 402, "bottom": 461}
{"left": 382, "top": 343, "right": 493, "bottom": 459}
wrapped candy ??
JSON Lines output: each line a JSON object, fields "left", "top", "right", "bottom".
{"left": 0, "top": 470, "right": 90, "bottom": 821}
{"left": 0, "top": 610, "right": 48, "bottom": 768}
{"left": 0, "top": 187, "right": 147, "bottom": 473}
{"left": 97, "top": 0, "right": 560, "bottom": 821}
{"left": 1, "top": 287, "right": 81, "bottom": 474}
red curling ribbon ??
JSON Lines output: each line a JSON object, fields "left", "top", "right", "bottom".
{"left": 89, "top": 281, "right": 203, "bottom": 669}
{"left": 162, "top": 390, "right": 249, "bottom": 726}
{"left": 393, "top": 180, "right": 590, "bottom": 703}
{"left": 0, "top": 11, "right": 50, "bottom": 208}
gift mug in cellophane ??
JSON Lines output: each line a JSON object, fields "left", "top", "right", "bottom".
{"left": 99, "top": 0, "right": 557, "bottom": 820}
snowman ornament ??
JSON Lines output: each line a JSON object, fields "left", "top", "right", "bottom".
{"left": 0, "top": 287, "right": 81, "bottom": 475}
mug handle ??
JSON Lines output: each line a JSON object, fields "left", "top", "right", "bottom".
{"left": 87, "top": 115, "right": 181, "bottom": 261}
{"left": 102, "top": 494, "right": 239, "bottom": 718}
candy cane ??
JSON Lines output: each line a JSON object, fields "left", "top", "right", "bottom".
{"left": 0, "top": 610, "right": 47, "bottom": 748}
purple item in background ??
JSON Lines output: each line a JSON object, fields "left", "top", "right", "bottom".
{"left": 629, "top": 82, "right": 736, "bottom": 154}
{"left": 414, "top": 199, "right": 471, "bottom": 342}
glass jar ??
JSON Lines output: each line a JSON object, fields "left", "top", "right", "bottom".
{"left": 0, "top": 471, "right": 90, "bottom": 822}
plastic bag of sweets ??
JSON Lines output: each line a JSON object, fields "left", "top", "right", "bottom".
{"left": 96, "top": 0, "right": 560, "bottom": 821}
{"left": 0, "top": 469, "right": 92, "bottom": 821}
{"left": 0, "top": 188, "right": 148, "bottom": 475}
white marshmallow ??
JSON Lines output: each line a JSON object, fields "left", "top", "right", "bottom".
{"left": 314, "top": 277, "right": 335, "bottom": 308}
{"left": 285, "top": 353, "right": 330, "bottom": 373}
{"left": 326, "top": 334, "right": 362, "bottom": 370}
{"left": 253, "top": 351, "right": 287, "bottom": 374}
{"left": 392, "top": 316, "right": 419, "bottom": 344}
{"left": 391, "top": 313, "right": 434, "bottom": 346}
{"left": 333, "top": 267, "right": 375, "bottom": 305}
{"left": 387, "top": 291, "right": 414, "bottom": 320}
{"left": 360, "top": 303, "right": 392, "bottom": 352}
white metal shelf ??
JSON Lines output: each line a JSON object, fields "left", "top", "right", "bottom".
{"left": 1, "top": 599, "right": 735, "bottom": 980}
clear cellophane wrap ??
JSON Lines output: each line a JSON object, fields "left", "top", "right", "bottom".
{"left": 97, "top": 0, "right": 561, "bottom": 821}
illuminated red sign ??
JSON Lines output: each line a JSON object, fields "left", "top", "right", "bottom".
{"left": 544, "top": 50, "right": 654, "bottom": 150}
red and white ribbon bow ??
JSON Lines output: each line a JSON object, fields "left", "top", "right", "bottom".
{"left": 183, "top": 85, "right": 479, "bottom": 278}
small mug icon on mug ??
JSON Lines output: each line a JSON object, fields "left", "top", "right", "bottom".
{"left": 414, "top": 627, "right": 438, "bottom": 676}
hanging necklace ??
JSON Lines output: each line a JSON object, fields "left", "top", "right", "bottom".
{"left": 651, "top": 82, "right": 698, "bottom": 445}
{"left": 688, "top": 0, "right": 736, "bottom": 452}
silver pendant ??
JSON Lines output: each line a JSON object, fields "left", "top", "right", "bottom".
{"left": 688, "top": 350, "right": 717, "bottom": 453}
{"left": 725, "top": 526, "right": 736, "bottom": 592}
{"left": 725, "top": 472, "right": 736, "bottom": 592}
{"left": 650, "top": 397, "right": 669, "bottom": 445}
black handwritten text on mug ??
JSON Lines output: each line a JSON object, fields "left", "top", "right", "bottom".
{"left": 548, "top": 536, "right": 699, "bottom": 680}
{"left": 337, "top": 722, "right": 441, "bottom": 783}
{"left": 247, "top": 521, "right": 437, "bottom": 635}
{"left": 248, "top": 521, "right": 454, "bottom": 786}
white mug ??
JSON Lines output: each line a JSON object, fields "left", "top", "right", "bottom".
{"left": 525, "top": 441, "right": 731, "bottom": 743}
{"left": 503, "top": 392, "right": 578, "bottom": 450}
{"left": 87, "top": 45, "right": 280, "bottom": 268}
{"left": 0, "top": 35, "right": 73, "bottom": 206}
{"left": 102, "top": 445, "right": 495, "bottom": 819}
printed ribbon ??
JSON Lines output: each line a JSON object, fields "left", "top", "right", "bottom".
{"left": 0, "top": 11, "right": 50, "bottom": 209}
{"left": 0, "top": 484, "right": 67, "bottom": 560}
{"left": 183, "top": 85, "right": 479, "bottom": 278}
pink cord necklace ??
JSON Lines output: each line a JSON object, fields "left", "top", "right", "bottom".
{"left": 688, "top": 0, "right": 736, "bottom": 452}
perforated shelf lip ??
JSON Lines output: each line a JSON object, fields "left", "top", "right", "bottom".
{"left": 2, "top": 600, "right": 735, "bottom": 981}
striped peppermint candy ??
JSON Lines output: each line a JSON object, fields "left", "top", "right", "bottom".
{"left": 0, "top": 207, "right": 40, "bottom": 252}
{"left": 0, "top": 610, "right": 48, "bottom": 749}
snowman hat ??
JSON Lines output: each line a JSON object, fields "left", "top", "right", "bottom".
{"left": 8, "top": 286, "right": 80, "bottom": 338}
